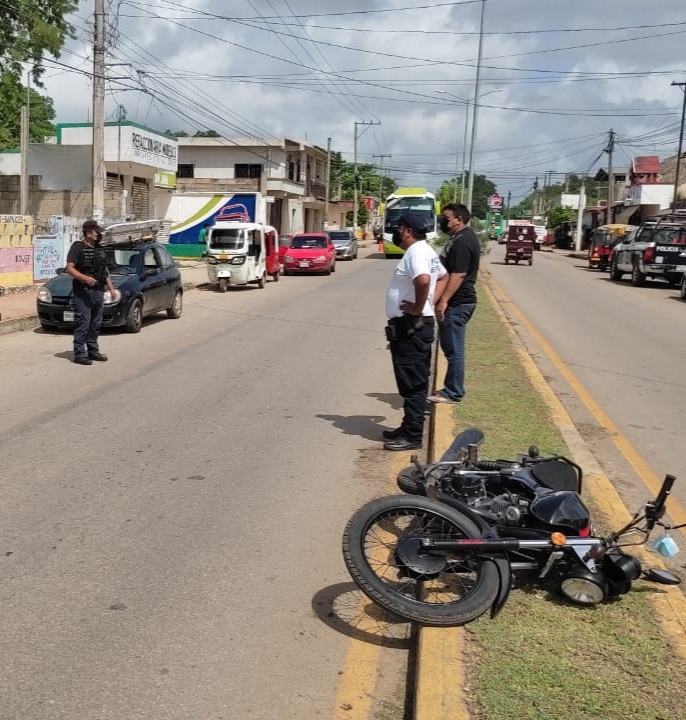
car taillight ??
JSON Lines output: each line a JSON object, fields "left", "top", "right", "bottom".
{"left": 643, "top": 247, "right": 655, "bottom": 263}
{"left": 578, "top": 525, "right": 591, "bottom": 538}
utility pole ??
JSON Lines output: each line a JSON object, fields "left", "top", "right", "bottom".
{"left": 671, "top": 82, "right": 686, "bottom": 210}
{"left": 605, "top": 129, "right": 616, "bottom": 224}
{"left": 460, "top": 101, "right": 470, "bottom": 204}
{"left": 324, "top": 137, "right": 331, "bottom": 229}
{"left": 575, "top": 180, "right": 586, "bottom": 252}
{"left": 117, "top": 104, "right": 127, "bottom": 219}
{"left": 564, "top": 172, "right": 570, "bottom": 193}
{"left": 505, "top": 190, "right": 511, "bottom": 220}
{"left": 353, "top": 120, "right": 380, "bottom": 235}
{"left": 20, "top": 106, "right": 29, "bottom": 215}
{"left": 372, "top": 153, "right": 392, "bottom": 203}
{"left": 466, "top": 0, "right": 486, "bottom": 214}
{"left": 533, "top": 176, "right": 539, "bottom": 216}
{"left": 92, "top": 0, "right": 106, "bottom": 222}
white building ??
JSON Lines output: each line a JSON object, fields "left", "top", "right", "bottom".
{"left": 174, "top": 136, "right": 345, "bottom": 234}
{"left": 0, "top": 121, "right": 178, "bottom": 221}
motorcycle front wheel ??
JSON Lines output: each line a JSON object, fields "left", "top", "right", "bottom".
{"left": 342, "top": 495, "right": 500, "bottom": 626}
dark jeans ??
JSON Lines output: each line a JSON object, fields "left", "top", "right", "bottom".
{"left": 73, "top": 288, "right": 104, "bottom": 359}
{"left": 438, "top": 303, "right": 476, "bottom": 400}
{"left": 390, "top": 322, "right": 435, "bottom": 442}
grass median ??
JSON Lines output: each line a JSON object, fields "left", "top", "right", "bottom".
{"left": 448, "top": 284, "right": 686, "bottom": 720}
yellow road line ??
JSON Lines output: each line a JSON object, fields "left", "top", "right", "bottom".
{"left": 332, "top": 453, "right": 408, "bottom": 720}
{"left": 485, "top": 271, "right": 686, "bottom": 534}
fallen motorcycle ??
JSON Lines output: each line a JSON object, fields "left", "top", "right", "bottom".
{"left": 342, "top": 429, "right": 683, "bottom": 626}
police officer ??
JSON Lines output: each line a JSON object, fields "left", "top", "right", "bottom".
{"left": 383, "top": 213, "right": 447, "bottom": 451}
{"left": 65, "top": 220, "right": 116, "bottom": 365}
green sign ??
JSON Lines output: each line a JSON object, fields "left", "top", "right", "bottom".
{"left": 155, "top": 171, "right": 177, "bottom": 188}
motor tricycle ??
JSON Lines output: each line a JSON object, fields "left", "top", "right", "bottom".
{"left": 202, "top": 222, "right": 279, "bottom": 292}
{"left": 588, "top": 224, "right": 633, "bottom": 272}
{"left": 504, "top": 225, "right": 535, "bottom": 265}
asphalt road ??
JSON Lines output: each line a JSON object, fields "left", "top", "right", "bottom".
{"left": 486, "top": 244, "right": 686, "bottom": 512}
{"left": 0, "top": 250, "right": 405, "bottom": 720}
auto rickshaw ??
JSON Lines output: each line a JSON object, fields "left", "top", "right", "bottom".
{"left": 505, "top": 224, "right": 535, "bottom": 265}
{"left": 202, "top": 222, "right": 280, "bottom": 292}
{"left": 588, "top": 224, "right": 634, "bottom": 272}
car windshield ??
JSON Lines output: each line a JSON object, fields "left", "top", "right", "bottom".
{"left": 279, "top": 235, "right": 292, "bottom": 247}
{"left": 291, "top": 236, "right": 327, "bottom": 249}
{"left": 328, "top": 232, "right": 351, "bottom": 243}
{"left": 106, "top": 248, "right": 141, "bottom": 274}
{"left": 209, "top": 229, "right": 247, "bottom": 250}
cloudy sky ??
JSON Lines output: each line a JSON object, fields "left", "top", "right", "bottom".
{"left": 40, "top": 0, "right": 686, "bottom": 204}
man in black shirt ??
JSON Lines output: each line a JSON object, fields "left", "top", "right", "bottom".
{"left": 429, "top": 203, "right": 480, "bottom": 403}
{"left": 65, "top": 220, "right": 116, "bottom": 365}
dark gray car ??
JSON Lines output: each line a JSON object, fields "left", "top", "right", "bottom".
{"left": 328, "top": 230, "right": 358, "bottom": 261}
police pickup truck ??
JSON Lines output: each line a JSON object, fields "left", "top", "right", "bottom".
{"left": 610, "top": 210, "right": 686, "bottom": 288}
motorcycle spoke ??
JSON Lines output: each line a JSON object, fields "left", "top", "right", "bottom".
{"left": 361, "top": 508, "right": 480, "bottom": 604}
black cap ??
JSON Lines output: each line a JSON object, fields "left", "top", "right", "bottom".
{"left": 82, "top": 219, "right": 104, "bottom": 234}
{"left": 397, "top": 213, "right": 427, "bottom": 237}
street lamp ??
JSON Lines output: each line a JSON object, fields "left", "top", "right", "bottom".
{"left": 438, "top": 88, "right": 503, "bottom": 205}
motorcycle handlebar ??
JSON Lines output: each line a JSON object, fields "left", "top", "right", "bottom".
{"left": 653, "top": 474, "right": 676, "bottom": 514}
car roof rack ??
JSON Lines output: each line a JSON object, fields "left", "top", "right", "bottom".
{"left": 101, "top": 220, "right": 164, "bottom": 246}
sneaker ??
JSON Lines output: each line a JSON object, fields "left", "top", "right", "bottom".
{"left": 383, "top": 437, "right": 422, "bottom": 452}
{"left": 74, "top": 356, "right": 93, "bottom": 365}
{"left": 88, "top": 352, "right": 108, "bottom": 362}
{"left": 382, "top": 427, "right": 404, "bottom": 440}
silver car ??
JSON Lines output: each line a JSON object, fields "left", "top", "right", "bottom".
{"left": 328, "top": 230, "right": 358, "bottom": 260}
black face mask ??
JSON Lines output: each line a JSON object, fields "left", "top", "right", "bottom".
{"left": 392, "top": 229, "right": 403, "bottom": 247}
{"left": 439, "top": 217, "right": 451, "bottom": 234}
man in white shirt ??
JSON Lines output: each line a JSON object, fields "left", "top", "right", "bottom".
{"left": 383, "top": 213, "right": 447, "bottom": 451}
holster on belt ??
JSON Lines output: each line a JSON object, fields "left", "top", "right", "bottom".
{"left": 385, "top": 314, "right": 424, "bottom": 341}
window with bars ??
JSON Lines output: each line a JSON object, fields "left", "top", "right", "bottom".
{"left": 235, "top": 164, "right": 263, "bottom": 179}
{"left": 177, "top": 164, "right": 195, "bottom": 178}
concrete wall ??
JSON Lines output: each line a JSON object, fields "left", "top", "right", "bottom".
{"left": 0, "top": 175, "right": 120, "bottom": 219}
{"left": 178, "top": 145, "right": 287, "bottom": 179}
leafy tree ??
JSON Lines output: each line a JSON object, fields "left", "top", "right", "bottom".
{"left": 547, "top": 206, "right": 575, "bottom": 231}
{"left": 166, "top": 129, "right": 189, "bottom": 137}
{"left": 329, "top": 151, "right": 398, "bottom": 226}
{"left": 193, "top": 129, "right": 221, "bottom": 138}
{"left": 436, "top": 172, "right": 497, "bottom": 219}
{"left": 0, "top": 72, "right": 55, "bottom": 149}
{"left": 0, "top": 1, "right": 77, "bottom": 83}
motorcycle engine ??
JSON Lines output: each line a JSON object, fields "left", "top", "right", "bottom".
{"left": 448, "top": 476, "right": 528, "bottom": 525}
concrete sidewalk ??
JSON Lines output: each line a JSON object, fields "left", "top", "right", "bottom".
{"left": 0, "top": 263, "right": 208, "bottom": 336}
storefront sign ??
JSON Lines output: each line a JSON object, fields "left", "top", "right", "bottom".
{"left": 131, "top": 129, "right": 178, "bottom": 169}
{"left": 155, "top": 171, "right": 177, "bottom": 188}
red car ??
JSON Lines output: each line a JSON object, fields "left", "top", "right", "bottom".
{"left": 283, "top": 233, "right": 337, "bottom": 275}
{"left": 278, "top": 234, "right": 292, "bottom": 266}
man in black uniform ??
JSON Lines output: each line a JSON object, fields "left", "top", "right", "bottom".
{"left": 430, "top": 203, "right": 480, "bottom": 403}
{"left": 66, "top": 220, "right": 116, "bottom": 365}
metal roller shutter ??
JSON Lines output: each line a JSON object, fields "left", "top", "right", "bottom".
{"left": 106, "top": 173, "right": 122, "bottom": 192}
{"left": 131, "top": 177, "right": 150, "bottom": 219}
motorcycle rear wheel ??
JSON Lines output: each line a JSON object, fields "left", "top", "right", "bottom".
{"left": 342, "top": 495, "right": 499, "bottom": 626}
